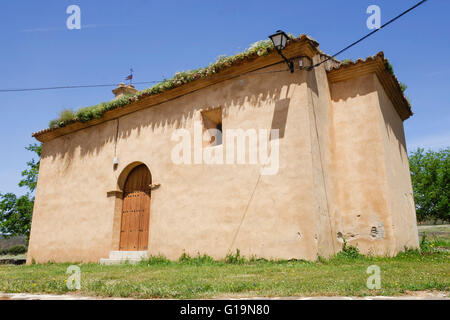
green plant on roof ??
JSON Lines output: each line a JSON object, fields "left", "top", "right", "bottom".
{"left": 399, "top": 82, "right": 407, "bottom": 93}
{"left": 384, "top": 59, "right": 411, "bottom": 109}
{"left": 341, "top": 59, "right": 353, "bottom": 65}
{"left": 48, "top": 37, "right": 293, "bottom": 130}
{"left": 48, "top": 35, "right": 413, "bottom": 130}
{"left": 385, "top": 60, "right": 394, "bottom": 75}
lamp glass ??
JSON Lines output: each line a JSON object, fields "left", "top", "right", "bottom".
{"left": 270, "top": 34, "right": 283, "bottom": 49}
{"left": 280, "top": 34, "right": 287, "bottom": 48}
{"left": 269, "top": 30, "right": 288, "bottom": 50}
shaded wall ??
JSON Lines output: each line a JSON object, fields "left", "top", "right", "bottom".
{"left": 305, "top": 57, "right": 339, "bottom": 258}
{"left": 27, "top": 121, "right": 117, "bottom": 262}
{"left": 329, "top": 73, "right": 418, "bottom": 255}
{"left": 374, "top": 77, "right": 419, "bottom": 250}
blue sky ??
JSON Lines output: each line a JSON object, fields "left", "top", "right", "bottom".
{"left": 0, "top": 0, "right": 448, "bottom": 195}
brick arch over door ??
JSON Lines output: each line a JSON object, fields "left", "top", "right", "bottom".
{"left": 119, "top": 164, "right": 151, "bottom": 251}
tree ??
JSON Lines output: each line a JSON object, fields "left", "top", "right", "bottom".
{"left": 409, "top": 148, "right": 449, "bottom": 223}
{"left": 0, "top": 193, "right": 33, "bottom": 240}
{"left": 18, "top": 144, "right": 41, "bottom": 192}
{"left": 0, "top": 143, "right": 41, "bottom": 242}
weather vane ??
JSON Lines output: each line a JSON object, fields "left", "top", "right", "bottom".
{"left": 125, "top": 68, "right": 133, "bottom": 85}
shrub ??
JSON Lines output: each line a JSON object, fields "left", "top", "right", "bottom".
{"left": 337, "top": 239, "right": 362, "bottom": 259}
{"left": 58, "top": 109, "right": 76, "bottom": 123}
{"left": 178, "top": 252, "right": 215, "bottom": 265}
{"left": 419, "top": 235, "right": 434, "bottom": 253}
{"left": 6, "top": 244, "right": 27, "bottom": 255}
{"left": 385, "top": 60, "right": 394, "bottom": 75}
{"left": 225, "top": 249, "right": 245, "bottom": 264}
{"left": 178, "top": 251, "right": 192, "bottom": 263}
{"left": 399, "top": 82, "right": 408, "bottom": 93}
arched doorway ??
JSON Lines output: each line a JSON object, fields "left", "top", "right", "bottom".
{"left": 119, "top": 164, "right": 151, "bottom": 251}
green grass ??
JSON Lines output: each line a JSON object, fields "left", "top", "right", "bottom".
{"left": 0, "top": 247, "right": 448, "bottom": 299}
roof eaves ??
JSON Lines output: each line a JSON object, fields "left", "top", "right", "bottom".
{"left": 327, "top": 51, "right": 413, "bottom": 121}
{"left": 33, "top": 34, "right": 320, "bottom": 142}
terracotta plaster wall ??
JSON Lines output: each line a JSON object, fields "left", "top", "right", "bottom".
{"left": 329, "top": 74, "right": 396, "bottom": 256}
{"left": 305, "top": 56, "right": 339, "bottom": 258}
{"left": 27, "top": 121, "right": 118, "bottom": 263}
{"left": 28, "top": 63, "right": 322, "bottom": 263}
{"left": 374, "top": 76, "right": 419, "bottom": 250}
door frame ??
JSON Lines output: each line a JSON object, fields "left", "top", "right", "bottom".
{"left": 108, "top": 162, "right": 152, "bottom": 252}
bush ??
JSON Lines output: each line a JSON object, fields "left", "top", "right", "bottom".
{"left": 341, "top": 59, "right": 352, "bottom": 65}
{"left": 419, "top": 235, "right": 434, "bottom": 253}
{"left": 337, "top": 239, "right": 362, "bottom": 259}
{"left": 5, "top": 245, "right": 27, "bottom": 255}
{"left": 177, "top": 251, "right": 216, "bottom": 265}
{"left": 399, "top": 82, "right": 407, "bottom": 93}
{"left": 225, "top": 249, "right": 245, "bottom": 264}
{"left": 385, "top": 60, "right": 394, "bottom": 75}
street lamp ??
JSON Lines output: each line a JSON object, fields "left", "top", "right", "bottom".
{"left": 269, "top": 30, "right": 294, "bottom": 73}
{"left": 269, "top": 30, "right": 289, "bottom": 51}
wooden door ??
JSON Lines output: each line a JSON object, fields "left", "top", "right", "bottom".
{"left": 119, "top": 165, "right": 151, "bottom": 251}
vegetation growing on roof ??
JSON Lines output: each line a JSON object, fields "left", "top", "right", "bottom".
{"left": 385, "top": 60, "right": 394, "bottom": 75}
{"left": 46, "top": 37, "right": 412, "bottom": 130}
{"left": 48, "top": 37, "right": 293, "bottom": 130}
{"left": 341, "top": 59, "right": 353, "bottom": 65}
{"left": 384, "top": 59, "right": 411, "bottom": 109}
{"left": 399, "top": 82, "right": 407, "bottom": 93}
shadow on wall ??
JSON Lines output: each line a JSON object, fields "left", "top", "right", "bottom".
{"left": 329, "top": 75, "right": 375, "bottom": 103}
{"left": 376, "top": 89, "right": 408, "bottom": 162}
{"left": 329, "top": 73, "right": 407, "bottom": 169}
{"left": 40, "top": 67, "right": 308, "bottom": 168}
{"left": 271, "top": 98, "right": 290, "bottom": 139}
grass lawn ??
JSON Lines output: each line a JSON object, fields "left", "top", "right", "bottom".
{"left": 0, "top": 242, "right": 448, "bottom": 299}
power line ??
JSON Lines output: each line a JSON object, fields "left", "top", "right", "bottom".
{"left": 314, "top": 0, "right": 428, "bottom": 68}
{"left": 0, "top": 69, "right": 290, "bottom": 93}
{"left": 0, "top": 81, "right": 160, "bottom": 92}
{"left": 0, "top": 0, "right": 428, "bottom": 93}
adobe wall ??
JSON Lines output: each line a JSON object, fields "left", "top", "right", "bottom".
{"left": 374, "top": 77, "right": 419, "bottom": 251}
{"left": 328, "top": 73, "right": 418, "bottom": 256}
{"left": 305, "top": 56, "right": 339, "bottom": 258}
{"left": 27, "top": 56, "right": 419, "bottom": 263}
{"left": 27, "top": 62, "right": 323, "bottom": 263}
{"left": 27, "top": 120, "right": 118, "bottom": 263}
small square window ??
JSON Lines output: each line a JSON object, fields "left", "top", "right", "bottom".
{"left": 201, "top": 108, "right": 222, "bottom": 146}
